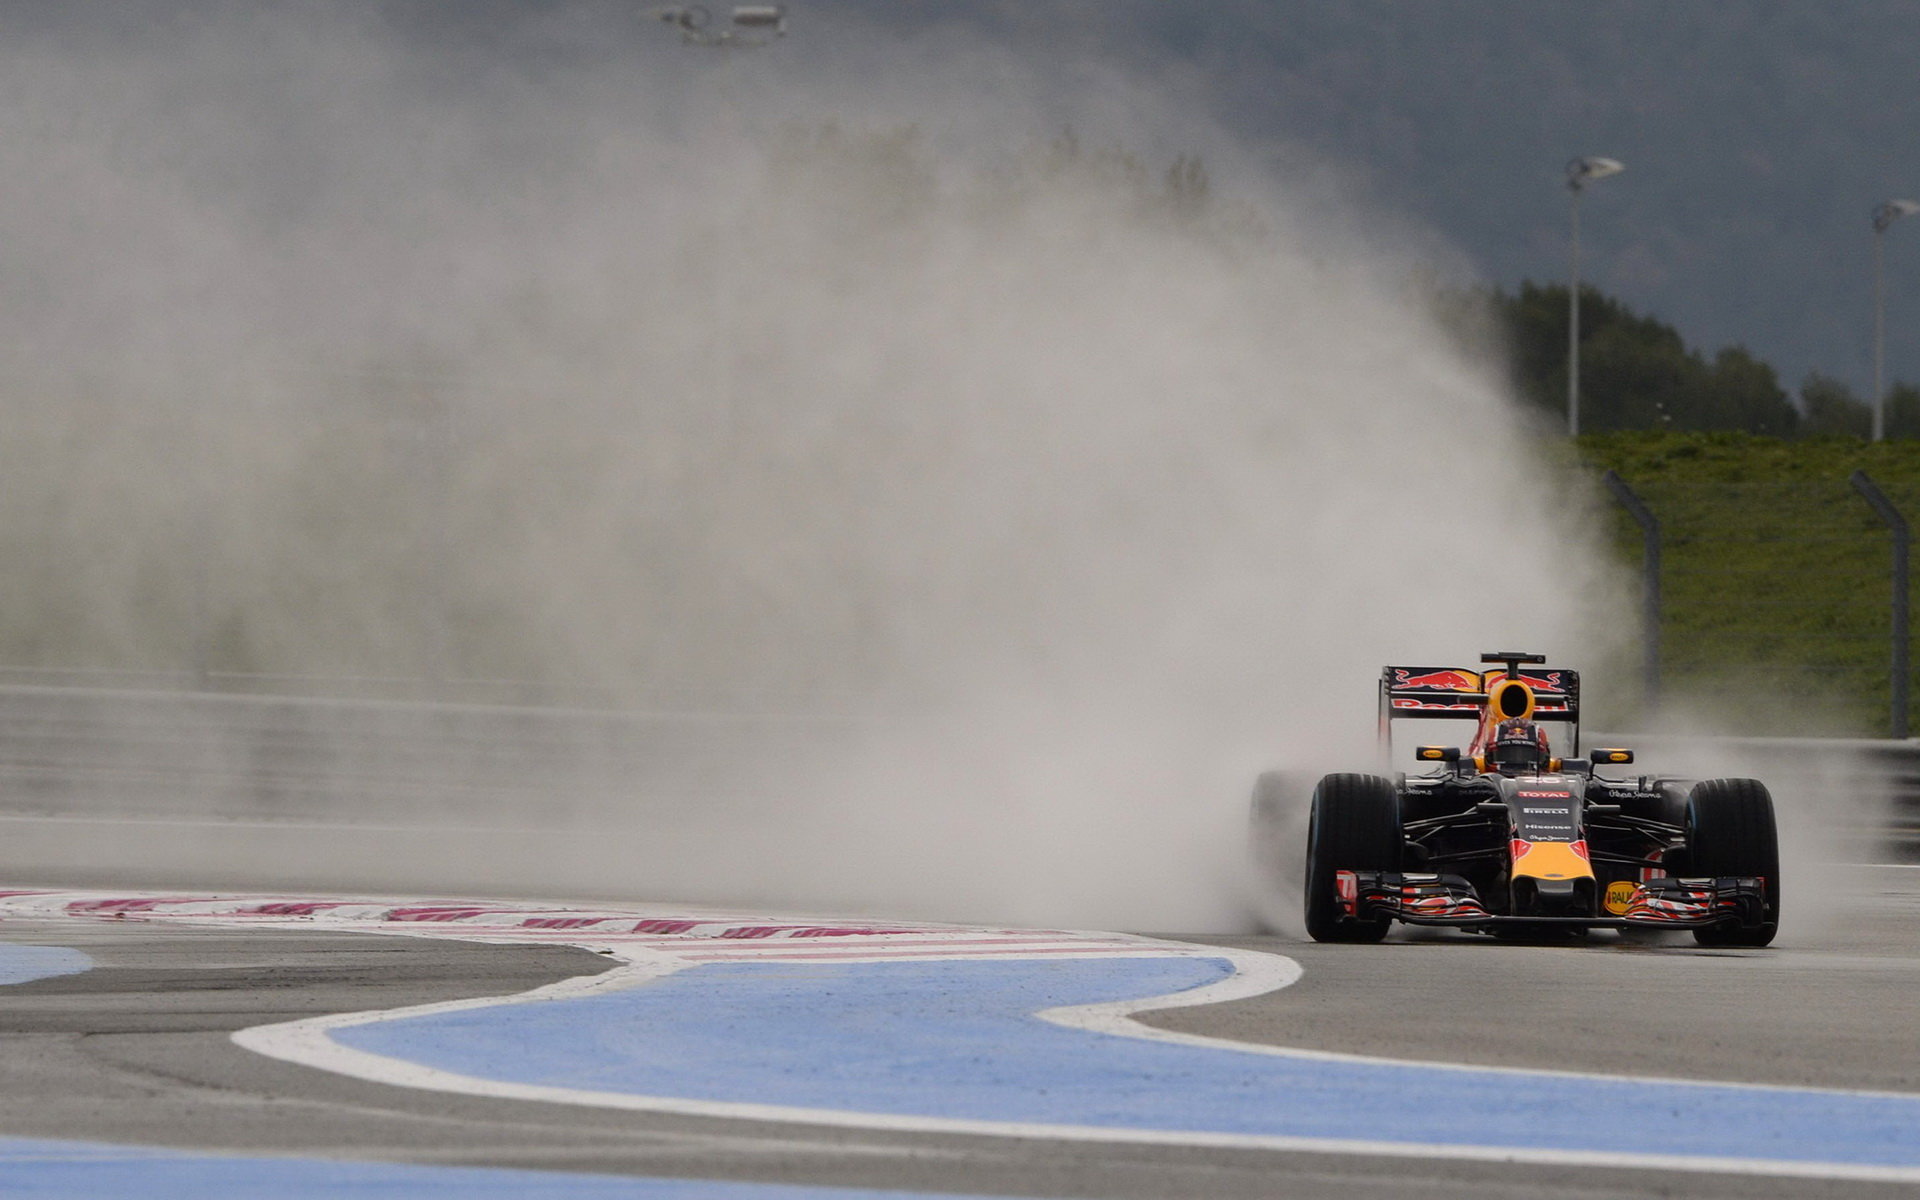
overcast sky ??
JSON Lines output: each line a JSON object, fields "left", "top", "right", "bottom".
{"left": 10, "top": 1, "right": 1918, "bottom": 400}
{"left": 817, "top": 1, "right": 1920, "bottom": 398}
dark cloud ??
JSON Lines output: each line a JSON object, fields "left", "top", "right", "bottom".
{"left": 4, "top": 0, "right": 1911, "bottom": 389}
{"left": 816, "top": 0, "right": 1920, "bottom": 392}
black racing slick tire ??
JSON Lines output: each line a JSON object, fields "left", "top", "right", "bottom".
{"left": 1686, "top": 778, "right": 1781, "bottom": 947}
{"left": 1304, "top": 773, "right": 1401, "bottom": 944}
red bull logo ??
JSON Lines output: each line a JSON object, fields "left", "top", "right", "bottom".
{"left": 1510, "top": 671, "right": 1570, "bottom": 708}
{"left": 1394, "top": 669, "right": 1481, "bottom": 691}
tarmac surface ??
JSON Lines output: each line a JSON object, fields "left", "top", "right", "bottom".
{"left": 1152, "top": 871, "right": 1920, "bottom": 1094}
{"left": 0, "top": 872, "right": 1917, "bottom": 1199}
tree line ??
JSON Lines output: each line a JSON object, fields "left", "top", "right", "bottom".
{"left": 1464, "top": 281, "right": 1920, "bottom": 437}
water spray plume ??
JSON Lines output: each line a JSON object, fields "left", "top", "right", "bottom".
{"left": 0, "top": 7, "right": 1628, "bottom": 931}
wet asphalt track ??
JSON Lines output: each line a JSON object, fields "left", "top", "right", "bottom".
{"left": 0, "top": 874, "right": 1917, "bottom": 1199}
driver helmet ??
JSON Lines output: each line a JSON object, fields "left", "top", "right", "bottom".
{"left": 1489, "top": 718, "right": 1550, "bottom": 774}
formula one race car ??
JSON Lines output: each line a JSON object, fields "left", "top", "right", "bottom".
{"left": 1260, "top": 652, "right": 1779, "bottom": 946}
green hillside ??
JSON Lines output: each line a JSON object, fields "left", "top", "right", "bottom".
{"left": 1577, "top": 432, "right": 1920, "bottom": 736}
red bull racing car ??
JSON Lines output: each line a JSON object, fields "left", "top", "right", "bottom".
{"left": 1269, "top": 652, "right": 1779, "bottom": 946}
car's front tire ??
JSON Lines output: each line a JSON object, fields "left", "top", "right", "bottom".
{"left": 1303, "top": 773, "right": 1401, "bottom": 943}
{"left": 1686, "top": 778, "right": 1780, "bottom": 947}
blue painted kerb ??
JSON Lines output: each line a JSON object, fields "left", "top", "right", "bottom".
{"left": 333, "top": 954, "right": 1920, "bottom": 1169}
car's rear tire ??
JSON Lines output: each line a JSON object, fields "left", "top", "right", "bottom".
{"left": 1686, "top": 778, "right": 1780, "bottom": 947}
{"left": 1304, "top": 773, "right": 1400, "bottom": 943}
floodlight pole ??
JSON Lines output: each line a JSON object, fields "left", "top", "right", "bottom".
{"left": 1602, "top": 470, "right": 1660, "bottom": 707}
{"left": 1566, "top": 157, "right": 1624, "bottom": 438}
{"left": 1852, "top": 470, "right": 1910, "bottom": 737}
{"left": 648, "top": 5, "right": 788, "bottom": 438}
{"left": 1873, "top": 200, "right": 1919, "bottom": 441}
{"left": 1569, "top": 185, "right": 1582, "bottom": 438}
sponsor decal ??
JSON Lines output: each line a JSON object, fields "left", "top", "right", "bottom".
{"left": 1511, "top": 838, "right": 1593, "bottom": 880}
{"left": 1394, "top": 669, "right": 1481, "bottom": 691}
{"left": 1517, "top": 790, "right": 1572, "bottom": 799}
{"left": 1517, "top": 671, "right": 1562, "bottom": 688}
{"left": 1605, "top": 880, "right": 1638, "bottom": 915}
{"left": 1516, "top": 806, "right": 1578, "bottom": 839}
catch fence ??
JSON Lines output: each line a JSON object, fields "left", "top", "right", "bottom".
{"left": 1604, "top": 470, "right": 1919, "bottom": 737}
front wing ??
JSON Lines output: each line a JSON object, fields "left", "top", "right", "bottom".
{"left": 1335, "top": 870, "right": 1770, "bottom": 932}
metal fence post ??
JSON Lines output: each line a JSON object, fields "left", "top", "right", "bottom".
{"left": 1602, "top": 470, "right": 1661, "bottom": 707}
{"left": 1850, "top": 470, "right": 1910, "bottom": 738}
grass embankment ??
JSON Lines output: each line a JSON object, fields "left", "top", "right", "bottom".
{"left": 1577, "top": 432, "right": 1920, "bottom": 735}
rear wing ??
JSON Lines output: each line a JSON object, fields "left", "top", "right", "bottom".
{"left": 1377, "top": 656, "right": 1580, "bottom": 755}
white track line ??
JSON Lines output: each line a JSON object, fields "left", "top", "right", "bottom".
{"left": 9, "top": 889, "right": 1920, "bottom": 1184}
{"left": 229, "top": 944, "right": 1920, "bottom": 1187}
